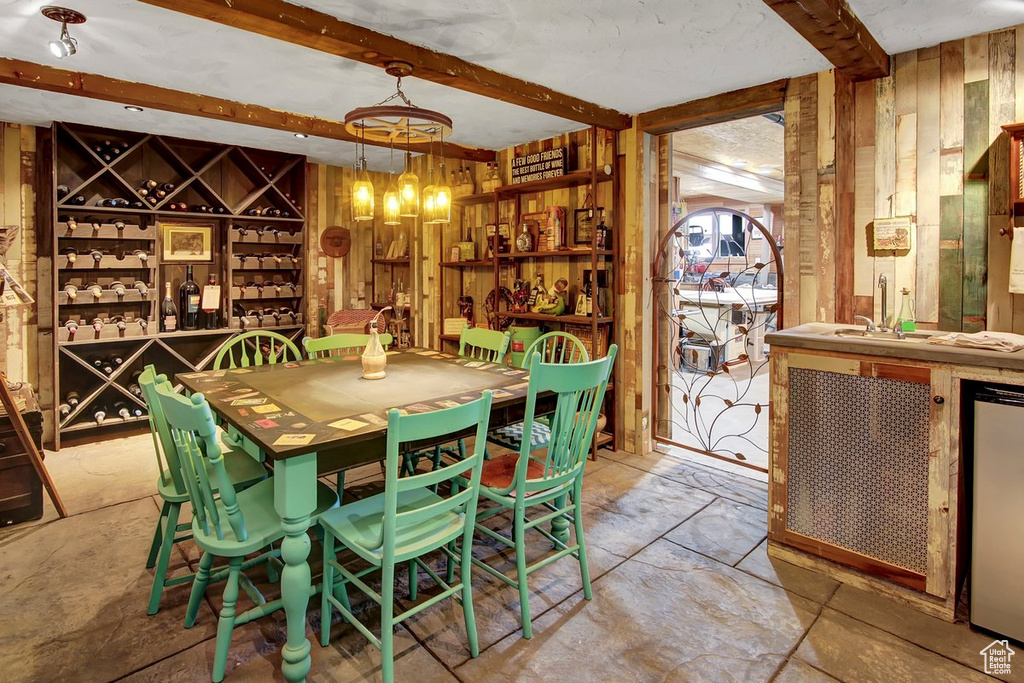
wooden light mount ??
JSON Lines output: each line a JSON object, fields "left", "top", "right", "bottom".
{"left": 41, "top": 6, "right": 87, "bottom": 24}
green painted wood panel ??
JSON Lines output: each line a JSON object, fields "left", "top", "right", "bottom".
{"left": 962, "top": 80, "right": 990, "bottom": 333}
{"left": 939, "top": 194, "right": 964, "bottom": 332}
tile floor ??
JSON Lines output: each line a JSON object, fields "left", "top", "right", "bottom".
{"left": 0, "top": 434, "right": 1016, "bottom": 682}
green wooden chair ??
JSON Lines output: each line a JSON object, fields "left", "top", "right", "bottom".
{"left": 214, "top": 331, "right": 301, "bottom": 458}
{"left": 488, "top": 331, "right": 590, "bottom": 452}
{"left": 319, "top": 391, "right": 492, "bottom": 683}
{"left": 213, "top": 330, "right": 302, "bottom": 369}
{"left": 303, "top": 332, "right": 394, "bottom": 359}
{"left": 458, "top": 326, "right": 511, "bottom": 362}
{"left": 152, "top": 380, "right": 339, "bottom": 683}
{"left": 139, "top": 365, "right": 269, "bottom": 616}
{"left": 467, "top": 345, "right": 617, "bottom": 639}
{"left": 403, "top": 326, "right": 510, "bottom": 476}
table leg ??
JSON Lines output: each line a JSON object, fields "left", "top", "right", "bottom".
{"left": 275, "top": 452, "right": 317, "bottom": 683}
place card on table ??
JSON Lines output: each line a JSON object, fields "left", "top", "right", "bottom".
{"left": 273, "top": 434, "right": 316, "bottom": 447}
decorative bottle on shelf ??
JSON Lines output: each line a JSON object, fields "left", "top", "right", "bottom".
{"left": 516, "top": 223, "right": 534, "bottom": 253}
{"left": 179, "top": 265, "right": 200, "bottom": 331}
{"left": 375, "top": 232, "right": 384, "bottom": 258}
{"left": 202, "top": 273, "right": 220, "bottom": 329}
{"left": 160, "top": 281, "right": 178, "bottom": 332}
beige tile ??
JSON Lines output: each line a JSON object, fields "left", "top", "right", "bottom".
{"left": 455, "top": 540, "right": 820, "bottom": 682}
{"left": 827, "top": 584, "right": 1024, "bottom": 682}
{"left": 774, "top": 658, "right": 841, "bottom": 682}
{"left": 796, "top": 608, "right": 994, "bottom": 682}
{"left": 736, "top": 540, "right": 840, "bottom": 605}
{"left": 664, "top": 496, "right": 766, "bottom": 565}
{"left": 0, "top": 498, "right": 217, "bottom": 682}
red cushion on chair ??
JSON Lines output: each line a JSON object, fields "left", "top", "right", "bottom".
{"left": 325, "top": 309, "right": 387, "bottom": 334}
{"left": 479, "top": 453, "right": 546, "bottom": 490}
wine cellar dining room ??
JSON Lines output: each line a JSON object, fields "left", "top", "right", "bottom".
{"left": 3, "top": 2, "right": 1024, "bottom": 682}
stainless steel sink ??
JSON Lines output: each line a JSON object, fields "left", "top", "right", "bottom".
{"left": 829, "top": 328, "right": 933, "bottom": 342}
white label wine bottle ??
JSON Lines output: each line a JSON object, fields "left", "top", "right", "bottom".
{"left": 161, "top": 281, "right": 178, "bottom": 332}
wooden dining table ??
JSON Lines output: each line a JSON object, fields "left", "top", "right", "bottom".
{"left": 177, "top": 348, "right": 533, "bottom": 683}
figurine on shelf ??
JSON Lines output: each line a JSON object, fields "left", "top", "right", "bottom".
{"left": 458, "top": 295, "right": 474, "bottom": 324}
{"left": 531, "top": 277, "right": 568, "bottom": 315}
{"left": 512, "top": 278, "right": 530, "bottom": 313}
{"left": 527, "top": 274, "right": 544, "bottom": 309}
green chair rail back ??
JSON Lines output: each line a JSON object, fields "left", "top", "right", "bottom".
{"left": 303, "top": 332, "right": 394, "bottom": 359}
{"left": 213, "top": 330, "right": 301, "bottom": 370}
{"left": 458, "top": 326, "right": 510, "bottom": 363}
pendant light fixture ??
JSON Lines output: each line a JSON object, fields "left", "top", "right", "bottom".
{"left": 421, "top": 137, "right": 439, "bottom": 225}
{"left": 41, "top": 6, "right": 86, "bottom": 60}
{"left": 343, "top": 62, "right": 451, "bottom": 223}
{"left": 383, "top": 142, "right": 401, "bottom": 226}
{"left": 432, "top": 132, "right": 452, "bottom": 225}
{"left": 350, "top": 123, "right": 374, "bottom": 222}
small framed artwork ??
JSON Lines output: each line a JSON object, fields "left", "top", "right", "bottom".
{"left": 448, "top": 245, "right": 461, "bottom": 262}
{"left": 574, "top": 207, "right": 603, "bottom": 245}
{"left": 161, "top": 222, "right": 213, "bottom": 263}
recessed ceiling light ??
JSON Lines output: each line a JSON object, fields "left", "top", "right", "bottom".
{"left": 41, "top": 6, "right": 86, "bottom": 60}
{"left": 124, "top": 106, "right": 144, "bottom": 113}
{"left": 294, "top": 133, "right": 308, "bottom": 139}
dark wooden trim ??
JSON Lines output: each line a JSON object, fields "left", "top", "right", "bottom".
{"left": 835, "top": 71, "right": 856, "bottom": 323}
{"left": 637, "top": 79, "right": 788, "bottom": 135}
{"left": 139, "top": 0, "right": 632, "bottom": 131}
{"left": 780, "top": 529, "right": 926, "bottom": 592}
{"left": 0, "top": 58, "right": 495, "bottom": 162}
{"left": 763, "top": 0, "right": 890, "bottom": 81}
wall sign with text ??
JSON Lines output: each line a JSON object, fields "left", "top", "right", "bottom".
{"left": 511, "top": 147, "right": 567, "bottom": 184}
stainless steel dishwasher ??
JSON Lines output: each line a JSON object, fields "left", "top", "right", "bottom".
{"left": 972, "top": 384, "right": 1024, "bottom": 642}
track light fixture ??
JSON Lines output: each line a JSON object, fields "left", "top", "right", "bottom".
{"left": 41, "top": 6, "right": 86, "bottom": 60}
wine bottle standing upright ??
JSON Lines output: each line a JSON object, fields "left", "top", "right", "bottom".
{"left": 161, "top": 282, "right": 178, "bottom": 332}
{"left": 202, "top": 273, "right": 220, "bottom": 329}
{"left": 179, "top": 265, "right": 200, "bottom": 330}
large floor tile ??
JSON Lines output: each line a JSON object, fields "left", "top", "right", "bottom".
{"left": 664, "top": 496, "right": 766, "bottom": 565}
{"left": 736, "top": 540, "right": 840, "bottom": 605}
{"left": 46, "top": 433, "right": 159, "bottom": 515}
{"left": 609, "top": 450, "right": 768, "bottom": 510}
{"left": 773, "top": 657, "right": 841, "bottom": 682}
{"left": 455, "top": 539, "right": 820, "bottom": 682}
{"left": 796, "top": 608, "right": 994, "bottom": 682}
{"left": 827, "top": 584, "right": 1023, "bottom": 682}
{"left": 0, "top": 498, "right": 217, "bottom": 682}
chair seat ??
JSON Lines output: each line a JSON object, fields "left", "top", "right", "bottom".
{"left": 156, "top": 448, "right": 268, "bottom": 503}
{"left": 487, "top": 421, "right": 551, "bottom": 450}
{"left": 478, "top": 452, "right": 547, "bottom": 490}
{"left": 193, "top": 477, "right": 338, "bottom": 556}
{"left": 319, "top": 487, "right": 465, "bottom": 564}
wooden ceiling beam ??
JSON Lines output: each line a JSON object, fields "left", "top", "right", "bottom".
{"left": 0, "top": 58, "right": 495, "bottom": 162}
{"left": 138, "top": 0, "right": 632, "bottom": 131}
{"left": 637, "top": 80, "right": 788, "bottom": 136}
{"left": 763, "top": 0, "right": 890, "bottom": 80}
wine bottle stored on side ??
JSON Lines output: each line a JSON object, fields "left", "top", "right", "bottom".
{"left": 56, "top": 184, "right": 70, "bottom": 199}
{"left": 100, "top": 358, "right": 115, "bottom": 376}
{"left": 60, "top": 247, "right": 78, "bottom": 264}
{"left": 66, "top": 391, "right": 81, "bottom": 410}
{"left": 128, "top": 370, "right": 143, "bottom": 397}
{"left": 58, "top": 401, "right": 72, "bottom": 419}
{"left": 179, "top": 265, "right": 200, "bottom": 330}
{"left": 160, "top": 281, "right": 178, "bottom": 332}
{"left": 88, "top": 354, "right": 104, "bottom": 370}
{"left": 93, "top": 404, "right": 108, "bottom": 425}
{"left": 62, "top": 283, "right": 78, "bottom": 301}
{"left": 113, "top": 400, "right": 138, "bottom": 421}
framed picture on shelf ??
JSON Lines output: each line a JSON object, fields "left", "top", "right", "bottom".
{"left": 160, "top": 222, "right": 213, "bottom": 263}
{"left": 573, "top": 207, "right": 603, "bottom": 245}
{"left": 449, "top": 246, "right": 461, "bottom": 262}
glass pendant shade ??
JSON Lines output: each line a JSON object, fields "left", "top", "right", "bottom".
{"left": 432, "top": 181, "right": 452, "bottom": 225}
{"left": 421, "top": 183, "right": 438, "bottom": 225}
{"left": 383, "top": 187, "right": 401, "bottom": 225}
{"left": 351, "top": 171, "right": 374, "bottom": 222}
{"left": 398, "top": 170, "right": 420, "bottom": 217}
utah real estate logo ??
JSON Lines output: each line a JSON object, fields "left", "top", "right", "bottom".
{"left": 980, "top": 640, "right": 1015, "bottom": 675}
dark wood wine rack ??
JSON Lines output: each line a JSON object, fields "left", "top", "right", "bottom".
{"left": 50, "top": 122, "right": 308, "bottom": 447}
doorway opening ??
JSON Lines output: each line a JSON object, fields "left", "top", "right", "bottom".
{"left": 652, "top": 113, "right": 785, "bottom": 477}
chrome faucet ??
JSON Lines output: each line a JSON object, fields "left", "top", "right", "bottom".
{"left": 854, "top": 315, "right": 877, "bottom": 332}
{"left": 878, "top": 274, "right": 888, "bottom": 331}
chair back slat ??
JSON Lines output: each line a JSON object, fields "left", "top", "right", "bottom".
{"left": 153, "top": 382, "right": 249, "bottom": 543}
{"left": 524, "top": 331, "right": 589, "bottom": 366}
{"left": 138, "top": 365, "right": 184, "bottom": 492}
{"left": 362, "top": 393, "right": 492, "bottom": 556}
{"left": 458, "top": 327, "right": 510, "bottom": 364}
{"left": 515, "top": 346, "right": 617, "bottom": 494}
{"left": 304, "top": 332, "right": 394, "bottom": 359}
{"left": 213, "top": 331, "right": 301, "bottom": 370}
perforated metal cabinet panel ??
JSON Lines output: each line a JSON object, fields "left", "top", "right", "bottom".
{"left": 786, "top": 367, "right": 930, "bottom": 574}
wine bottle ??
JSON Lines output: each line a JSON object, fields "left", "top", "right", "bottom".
{"left": 66, "top": 391, "right": 81, "bottom": 409}
{"left": 161, "top": 182, "right": 175, "bottom": 192}
{"left": 112, "top": 315, "right": 127, "bottom": 333}
{"left": 64, "top": 319, "right": 78, "bottom": 340}
{"left": 89, "top": 249, "right": 104, "bottom": 266}
{"left": 60, "top": 247, "right": 78, "bottom": 264}
{"left": 85, "top": 282, "right": 103, "bottom": 300}
{"left": 56, "top": 184, "right": 70, "bottom": 199}
{"left": 70, "top": 194, "right": 87, "bottom": 205}
{"left": 110, "top": 352, "right": 124, "bottom": 367}
{"left": 88, "top": 354, "right": 104, "bottom": 370}
{"left": 100, "top": 357, "right": 115, "bottom": 376}
{"left": 133, "top": 280, "right": 149, "bottom": 297}
{"left": 93, "top": 404, "right": 108, "bottom": 425}
{"left": 128, "top": 370, "right": 143, "bottom": 397}
{"left": 138, "top": 187, "right": 149, "bottom": 197}
{"left": 375, "top": 233, "right": 384, "bottom": 257}
{"left": 154, "top": 189, "right": 166, "bottom": 199}
{"left": 235, "top": 225, "right": 249, "bottom": 238}
{"left": 146, "top": 196, "right": 159, "bottom": 206}
{"left": 64, "top": 216, "right": 78, "bottom": 232}
{"left": 110, "top": 281, "right": 127, "bottom": 298}
{"left": 264, "top": 279, "right": 281, "bottom": 294}
{"left": 113, "top": 400, "right": 141, "bottom": 420}
{"left": 132, "top": 249, "right": 149, "bottom": 264}
{"left": 160, "top": 281, "right": 178, "bottom": 332}
{"left": 212, "top": 206, "right": 228, "bottom": 215}
{"left": 202, "top": 273, "right": 219, "bottom": 329}
{"left": 91, "top": 318, "right": 104, "bottom": 334}
{"left": 58, "top": 401, "right": 72, "bottom": 419}
{"left": 247, "top": 207, "right": 261, "bottom": 216}
{"left": 130, "top": 201, "right": 146, "bottom": 210}
{"left": 63, "top": 283, "right": 78, "bottom": 301}
{"left": 266, "top": 307, "right": 282, "bottom": 324}
{"left": 145, "top": 179, "right": 158, "bottom": 190}
{"left": 179, "top": 265, "right": 200, "bottom": 331}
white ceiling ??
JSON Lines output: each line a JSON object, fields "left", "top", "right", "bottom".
{"left": 0, "top": 0, "right": 1022, "bottom": 169}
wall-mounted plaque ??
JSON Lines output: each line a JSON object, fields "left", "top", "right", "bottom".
{"left": 321, "top": 226, "right": 351, "bottom": 258}
{"left": 511, "top": 147, "right": 567, "bottom": 185}
{"left": 873, "top": 216, "right": 913, "bottom": 251}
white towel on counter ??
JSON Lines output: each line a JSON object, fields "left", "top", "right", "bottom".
{"left": 928, "top": 331, "right": 1024, "bottom": 352}
{"left": 1010, "top": 227, "right": 1024, "bottom": 293}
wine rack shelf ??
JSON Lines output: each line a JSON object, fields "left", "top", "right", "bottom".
{"left": 49, "top": 121, "right": 308, "bottom": 447}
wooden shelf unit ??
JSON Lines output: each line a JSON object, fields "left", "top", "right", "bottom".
{"left": 438, "top": 126, "right": 620, "bottom": 451}
{"left": 370, "top": 227, "right": 413, "bottom": 348}
{"left": 49, "top": 122, "right": 308, "bottom": 447}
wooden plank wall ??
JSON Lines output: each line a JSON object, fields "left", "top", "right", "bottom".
{"left": 0, "top": 123, "right": 39, "bottom": 387}
{"left": 806, "top": 26, "right": 1022, "bottom": 332}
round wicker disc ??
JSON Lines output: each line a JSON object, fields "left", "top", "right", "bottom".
{"left": 344, "top": 106, "right": 453, "bottom": 145}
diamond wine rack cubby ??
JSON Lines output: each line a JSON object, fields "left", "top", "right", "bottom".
{"left": 50, "top": 122, "right": 308, "bottom": 446}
